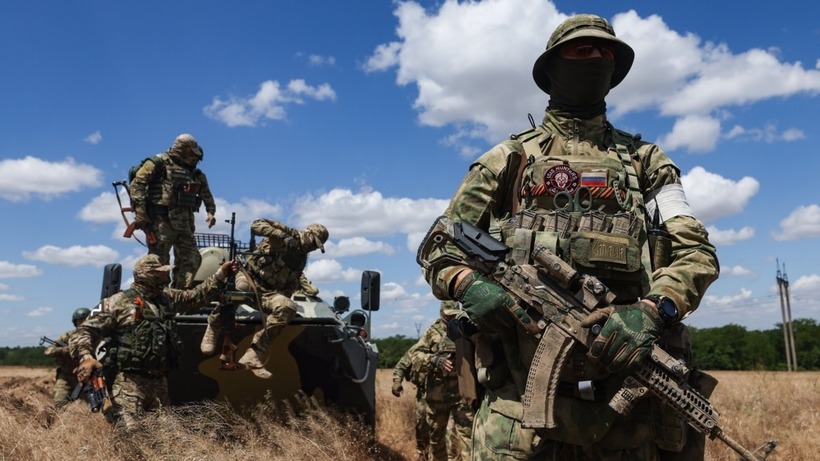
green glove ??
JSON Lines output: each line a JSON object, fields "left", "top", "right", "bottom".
{"left": 584, "top": 302, "right": 663, "bottom": 374}
{"left": 456, "top": 273, "right": 532, "bottom": 334}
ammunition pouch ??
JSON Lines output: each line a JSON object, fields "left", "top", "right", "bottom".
{"left": 174, "top": 182, "right": 200, "bottom": 209}
{"left": 109, "top": 317, "right": 182, "bottom": 373}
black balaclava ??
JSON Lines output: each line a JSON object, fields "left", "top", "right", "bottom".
{"left": 546, "top": 58, "right": 615, "bottom": 119}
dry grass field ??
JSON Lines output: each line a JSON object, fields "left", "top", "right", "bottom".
{"left": 1, "top": 367, "right": 817, "bottom": 460}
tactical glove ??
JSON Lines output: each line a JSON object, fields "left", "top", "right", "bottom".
{"left": 455, "top": 273, "right": 532, "bottom": 334}
{"left": 432, "top": 355, "right": 454, "bottom": 373}
{"left": 391, "top": 379, "right": 403, "bottom": 397}
{"left": 582, "top": 302, "right": 663, "bottom": 374}
{"left": 75, "top": 355, "right": 103, "bottom": 382}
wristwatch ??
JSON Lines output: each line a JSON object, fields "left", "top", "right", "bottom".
{"left": 644, "top": 295, "right": 679, "bottom": 325}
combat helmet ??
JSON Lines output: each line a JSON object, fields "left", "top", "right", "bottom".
{"left": 171, "top": 133, "right": 204, "bottom": 165}
{"left": 532, "top": 14, "right": 635, "bottom": 94}
{"left": 302, "top": 223, "right": 329, "bottom": 253}
{"left": 439, "top": 300, "right": 461, "bottom": 318}
{"left": 72, "top": 307, "right": 91, "bottom": 326}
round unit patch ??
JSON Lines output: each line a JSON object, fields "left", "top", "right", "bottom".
{"left": 543, "top": 164, "right": 580, "bottom": 195}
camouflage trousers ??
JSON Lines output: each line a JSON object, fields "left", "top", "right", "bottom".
{"left": 470, "top": 390, "right": 682, "bottom": 461}
{"left": 415, "top": 397, "right": 431, "bottom": 458}
{"left": 52, "top": 368, "right": 79, "bottom": 407}
{"left": 148, "top": 214, "right": 200, "bottom": 289}
{"left": 425, "top": 400, "right": 474, "bottom": 461}
{"left": 108, "top": 371, "right": 170, "bottom": 430}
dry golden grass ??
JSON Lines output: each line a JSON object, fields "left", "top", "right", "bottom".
{"left": 1, "top": 367, "right": 816, "bottom": 460}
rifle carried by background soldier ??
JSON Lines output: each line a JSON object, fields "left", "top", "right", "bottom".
{"left": 418, "top": 217, "right": 776, "bottom": 461}
{"left": 39, "top": 336, "right": 66, "bottom": 347}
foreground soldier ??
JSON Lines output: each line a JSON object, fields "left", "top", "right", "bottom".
{"left": 69, "top": 254, "right": 235, "bottom": 429}
{"left": 199, "top": 219, "right": 329, "bottom": 379}
{"left": 418, "top": 14, "right": 718, "bottom": 461}
{"left": 43, "top": 307, "right": 90, "bottom": 407}
{"left": 413, "top": 301, "right": 474, "bottom": 461}
{"left": 130, "top": 133, "right": 217, "bottom": 288}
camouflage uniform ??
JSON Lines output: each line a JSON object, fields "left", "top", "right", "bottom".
{"left": 70, "top": 254, "right": 229, "bottom": 429}
{"left": 44, "top": 328, "right": 81, "bottom": 407}
{"left": 418, "top": 14, "right": 719, "bottom": 461}
{"left": 204, "top": 219, "right": 328, "bottom": 379}
{"left": 413, "top": 314, "right": 474, "bottom": 461}
{"left": 130, "top": 134, "right": 216, "bottom": 288}
{"left": 393, "top": 341, "right": 431, "bottom": 459}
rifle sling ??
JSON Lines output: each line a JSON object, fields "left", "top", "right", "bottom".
{"left": 522, "top": 323, "right": 573, "bottom": 429}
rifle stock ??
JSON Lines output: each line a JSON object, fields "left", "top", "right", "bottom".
{"left": 419, "top": 217, "right": 770, "bottom": 461}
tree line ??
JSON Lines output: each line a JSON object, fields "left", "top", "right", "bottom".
{"left": 3, "top": 318, "right": 816, "bottom": 370}
{"left": 371, "top": 318, "right": 820, "bottom": 371}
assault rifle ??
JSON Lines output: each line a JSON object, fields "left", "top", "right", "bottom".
{"left": 39, "top": 336, "right": 66, "bottom": 347}
{"left": 217, "top": 212, "right": 254, "bottom": 370}
{"left": 71, "top": 367, "right": 112, "bottom": 414}
{"left": 417, "top": 217, "right": 774, "bottom": 461}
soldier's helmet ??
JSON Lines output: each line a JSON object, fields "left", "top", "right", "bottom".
{"left": 439, "top": 300, "right": 461, "bottom": 318}
{"left": 171, "top": 133, "right": 204, "bottom": 164}
{"left": 532, "top": 14, "right": 635, "bottom": 94}
{"left": 133, "top": 254, "right": 172, "bottom": 285}
{"left": 301, "top": 223, "right": 329, "bottom": 253}
{"left": 72, "top": 307, "right": 91, "bottom": 326}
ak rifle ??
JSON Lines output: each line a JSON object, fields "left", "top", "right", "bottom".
{"left": 417, "top": 217, "right": 774, "bottom": 461}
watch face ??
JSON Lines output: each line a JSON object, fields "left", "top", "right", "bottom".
{"left": 659, "top": 298, "right": 678, "bottom": 319}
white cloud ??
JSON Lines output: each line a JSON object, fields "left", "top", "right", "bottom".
{"left": 367, "top": 1, "right": 820, "bottom": 154}
{"left": 27, "top": 306, "right": 53, "bottom": 317}
{"left": 0, "top": 156, "right": 102, "bottom": 201}
{"left": 656, "top": 115, "right": 721, "bottom": 153}
{"left": 301, "top": 53, "right": 336, "bottom": 66}
{"left": 84, "top": 131, "right": 102, "bottom": 144}
{"left": 204, "top": 79, "right": 337, "bottom": 127}
{"left": 721, "top": 265, "right": 755, "bottom": 277}
{"left": 293, "top": 187, "right": 449, "bottom": 239}
{"left": 304, "top": 259, "right": 362, "bottom": 282}
{"left": 681, "top": 167, "right": 759, "bottom": 223}
{"left": 0, "top": 261, "right": 42, "bottom": 278}
{"left": 321, "top": 237, "right": 395, "bottom": 259}
{"left": 771, "top": 204, "right": 820, "bottom": 241}
{"left": 78, "top": 189, "right": 128, "bottom": 224}
{"left": 0, "top": 294, "right": 24, "bottom": 301}
{"left": 792, "top": 274, "right": 820, "bottom": 294}
{"left": 706, "top": 225, "right": 755, "bottom": 246}
{"left": 23, "top": 245, "right": 119, "bottom": 267}
{"left": 724, "top": 123, "right": 806, "bottom": 143}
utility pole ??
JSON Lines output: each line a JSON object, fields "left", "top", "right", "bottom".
{"left": 415, "top": 322, "right": 422, "bottom": 338}
{"left": 776, "top": 260, "right": 798, "bottom": 371}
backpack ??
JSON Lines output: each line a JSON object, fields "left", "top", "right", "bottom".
{"left": 128, "top": 153, "right": 166, "bottom": 186}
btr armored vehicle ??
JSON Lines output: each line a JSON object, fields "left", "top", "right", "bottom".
{"left": 100, "top": 231, "right": 381, "bottom": 425}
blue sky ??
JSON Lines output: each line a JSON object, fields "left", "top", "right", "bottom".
{"left": 1, "top": 0, "right": 818, "bottom": 347}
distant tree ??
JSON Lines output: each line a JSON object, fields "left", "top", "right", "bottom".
{"left": 0, "top": 346, "right": 52, "bottom": 366}
{"left": 372, "top": 335, "right": 417, "bottom": 369}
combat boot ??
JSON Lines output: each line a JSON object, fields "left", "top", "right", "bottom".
{"left": 200, "top": 323, "right": 218, "bottom": 355}
{"left": 238, "top": 328, "right": 272, "bottom": 379}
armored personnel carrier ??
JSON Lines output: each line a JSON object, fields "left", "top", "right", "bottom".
{"left": 100, "top": 231, "right": 381, "bottom": 426}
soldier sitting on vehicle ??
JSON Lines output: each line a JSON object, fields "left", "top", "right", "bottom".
{"left": 199, "top": 218, "right": 329, "bottom": 379}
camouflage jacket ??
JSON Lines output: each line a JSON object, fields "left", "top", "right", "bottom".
{"left": 419, "top": 111, "right": 719, "bottom": 394}
{"left": 130, "top": 151, "right": 216, "bottom": 224}
{"left": 44, "top": 329, "right": 79, "bottom": 372}
{"left": 69, "top": 274, "right": 225, "bottom": 370}
{"left": 245, "top": 219, "right": 310, "bottom": 296}
{"left": 410, "top": 318, "right": 459, "bottom": 404}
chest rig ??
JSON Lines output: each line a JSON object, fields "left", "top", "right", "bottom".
{"left": 501, "top": 122, "right": 652, "bottom": 302}
{"left": 148, "top": 154, "right": 203, "bottom": 210}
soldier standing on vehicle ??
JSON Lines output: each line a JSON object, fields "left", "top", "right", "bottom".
{"left": 392, "top": 340, "right": 432, "bottom": 459}
{"left": 199, "top": 219, "right": 329, "bottom": 379}
{"left": 69, "top": 254, "right": 236, "bottom": 430}
{"left": 417, "top": 13, "right": 719, "bottom": 460}
{"left": 412, "top": 301, "right": 474, "bottom": 461}
{"left": 130, "top": 133, "right": 217, "bottom": 289}
{"left": 43, "top": 307, "right": 90, "bottom": 407}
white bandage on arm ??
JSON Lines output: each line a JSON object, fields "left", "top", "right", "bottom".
{"left": 644, "top": 184, "right": 695, "bottom": 223}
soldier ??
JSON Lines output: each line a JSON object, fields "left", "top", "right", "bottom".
{"left": 69, "top": 254, "right": 235, "bottom": 430}
{"left": 43, "top": 307, "right": 90, "bottom": 407}
{"left": 199, "top": 219, "right": 329, "bottom": 379}
{"left": 412, "top": 301, "right": 474, "bottom": 461}
{"left": 417, "top": 13, "right": 719, "bottom": 461}
{"left": 392, "top": 340, "right": 431, "bottom": 459}
{"left": 130, "top": 133, "right": 217, "bottom": 289}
